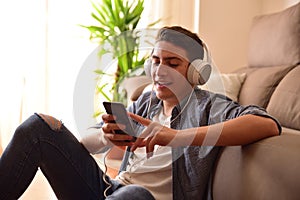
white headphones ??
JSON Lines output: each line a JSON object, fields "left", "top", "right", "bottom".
{"left": 144, "top": 41, "right": 212, "bottom": 85}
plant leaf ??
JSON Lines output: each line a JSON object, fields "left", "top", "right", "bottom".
{"left": 94, "top": 69, "right": 113, "bottom": 76}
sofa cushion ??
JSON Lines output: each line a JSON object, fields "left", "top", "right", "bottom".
{"left": 237, "top": 65, "right": 294, "bottom": 108}
{"left": 248, "top": 2, "right": 300, "bottom": 67}
{"left": 213, "top": 128, "right": 300, "bottom": 200}
{"left": 120, "top": 76, "right": 152, "bottom": 103}
{"left": 267, "top": 65, "right": 300, "bottom": 130}
{"left": 200, "top": 73, "right": 246, "bottom": 102}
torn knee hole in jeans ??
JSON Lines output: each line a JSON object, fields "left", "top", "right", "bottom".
{"left": 37, "top": 113, "right": 63, "bottom": 132}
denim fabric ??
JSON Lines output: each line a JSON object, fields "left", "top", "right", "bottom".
{"left": 106, "top": 184, "right": 155, "bottom": 200}
{"left": 0, "top": 114, "right": 154, "bottom": 200}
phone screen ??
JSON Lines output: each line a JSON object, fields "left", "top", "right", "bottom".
{"left": 103, "top": 102, "right": 136, "bottom": 140}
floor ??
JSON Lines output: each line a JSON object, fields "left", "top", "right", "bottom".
{"left": 17, "top": 160, "right": 121, "bottom": 199}
{"left": 19, "top": 170, "right": 57, "bottom": 200}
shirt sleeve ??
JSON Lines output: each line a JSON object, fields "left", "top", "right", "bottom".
{"left": 209, "top": 94, "right": 282, "bottom": 134}
{"left": 80, "top": 127, "right": 112, "bottom": 154}
{"left": 238, "top": 104, "right": 282, "bottom": 134}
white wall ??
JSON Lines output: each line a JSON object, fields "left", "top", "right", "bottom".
{"left": 198, "top": 0, "right": 299, "bottom": 73}
{"left": 142, "top": 0, "right": 198, "bottom": 32}
{"left": 198, "top": 0, "right": 261, "bottom": 72}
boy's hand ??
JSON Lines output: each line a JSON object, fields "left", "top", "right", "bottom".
{"left": 101, "top": 114, "right": 135, "bottom": 146}
{"left": 128, "top": 112, "right": 179, "bottom": 158}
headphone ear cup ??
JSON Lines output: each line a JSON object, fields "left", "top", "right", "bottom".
{"left": 187, "top": 59, "right": 212, "bottom": 85}
{"left": 144, "top": 58, "right": 152, "bottom": 78}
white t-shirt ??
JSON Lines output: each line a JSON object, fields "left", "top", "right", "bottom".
{"left": 115, "top": 110, "right": 172, "bottom": 200}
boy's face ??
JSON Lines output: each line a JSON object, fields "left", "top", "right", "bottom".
{"left": 151, "top": 41, "right": 193, "bottom": 103}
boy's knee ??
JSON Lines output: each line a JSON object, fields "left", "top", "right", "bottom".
{"left": 36, "top": 113, "right": 62, "bottom": 132}
{"left": 14, "top": 114, "right": 45, "bottom": 137}
{"left": 12, "top": 113, "right": 62, "bottom": 143}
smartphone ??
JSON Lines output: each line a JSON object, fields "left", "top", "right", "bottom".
{"left": 103, "top": 101, "right": 136, "bottom": 141}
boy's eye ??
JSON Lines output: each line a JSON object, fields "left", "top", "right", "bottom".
{"left": 169, "top": 62, "right": 179, "bottom": 67}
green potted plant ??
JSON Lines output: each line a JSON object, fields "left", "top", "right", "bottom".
{"left": 81, "top": 0, "right": 155, "bottom": 117}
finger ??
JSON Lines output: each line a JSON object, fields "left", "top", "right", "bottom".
{"left": 146, "top": 136, "right": 157, "bottom": 159}
{"left": 147, "top": 152, "right": 153, "bottom": 159}
{"left": 145, "top": 137, "right": 151, "bottom": 153}
{"left": 105, "top": 133, "right": 134, "bottom": 142}
{"left": 147, "top": 138, "right": 156, "bottom": 158}
{"left": 128, "top": 112, "right": 152, "bottom": 126}
{"left": 146, "top": 137, "right": 154, "bottom": 158}
{"left": 130, "top": 122, "right": 161, "bottom": 151}
{"left": 130, "top": 137, "right": 144, "bottom": 152}
{"left": 102, "top": 114, "right": 116, "bottom": 122}
{"left": 131, "top": 139, "right": 153, "bottom": 152}
{"left": 102, "top": 123, "right": 126, "bottom": 133}
{"left": 136, "top": 141, "right": 147, "bottom": 147}
{"left": 110, "top": 141, "right": 135, "bottom": 147}
{"left": 138, "top": 122, "right": 162, "bottom": 139}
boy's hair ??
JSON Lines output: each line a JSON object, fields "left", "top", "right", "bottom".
{"left": 155, "top": 26, "right": 205, "bottom": 62}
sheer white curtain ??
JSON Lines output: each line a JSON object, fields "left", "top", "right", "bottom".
{"left": 0, "top": 0, "right": 96, "bottom": 151}
{"left": 46, "top": 0, "right": 97, "bottom": 137}
{"left": 0, "top": 0, "right": 47, "bottom": 151}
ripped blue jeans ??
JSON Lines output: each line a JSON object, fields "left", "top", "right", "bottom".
{"left": 0, "top": 114, "right": 154, "bottom": 200}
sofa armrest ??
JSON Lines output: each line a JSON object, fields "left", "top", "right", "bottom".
{"left": 212, "top": 128, "right": 300, "bottom": 200}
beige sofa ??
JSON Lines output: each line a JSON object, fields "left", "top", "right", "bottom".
{"left": 212, "top": 2, "right": 300, "bottom": 200}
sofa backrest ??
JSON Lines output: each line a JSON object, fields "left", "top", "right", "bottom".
{"left": 237, "top": 65, "right": 295, "bottom": 108}
{"left": 266, "top": 65, "right": 300, "bottom": 130}
{"left": 247, "top": 1, "right": 300, "bottom": 67}
{"left": 237, "top": 2, "right": 300, "bottom": 130}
